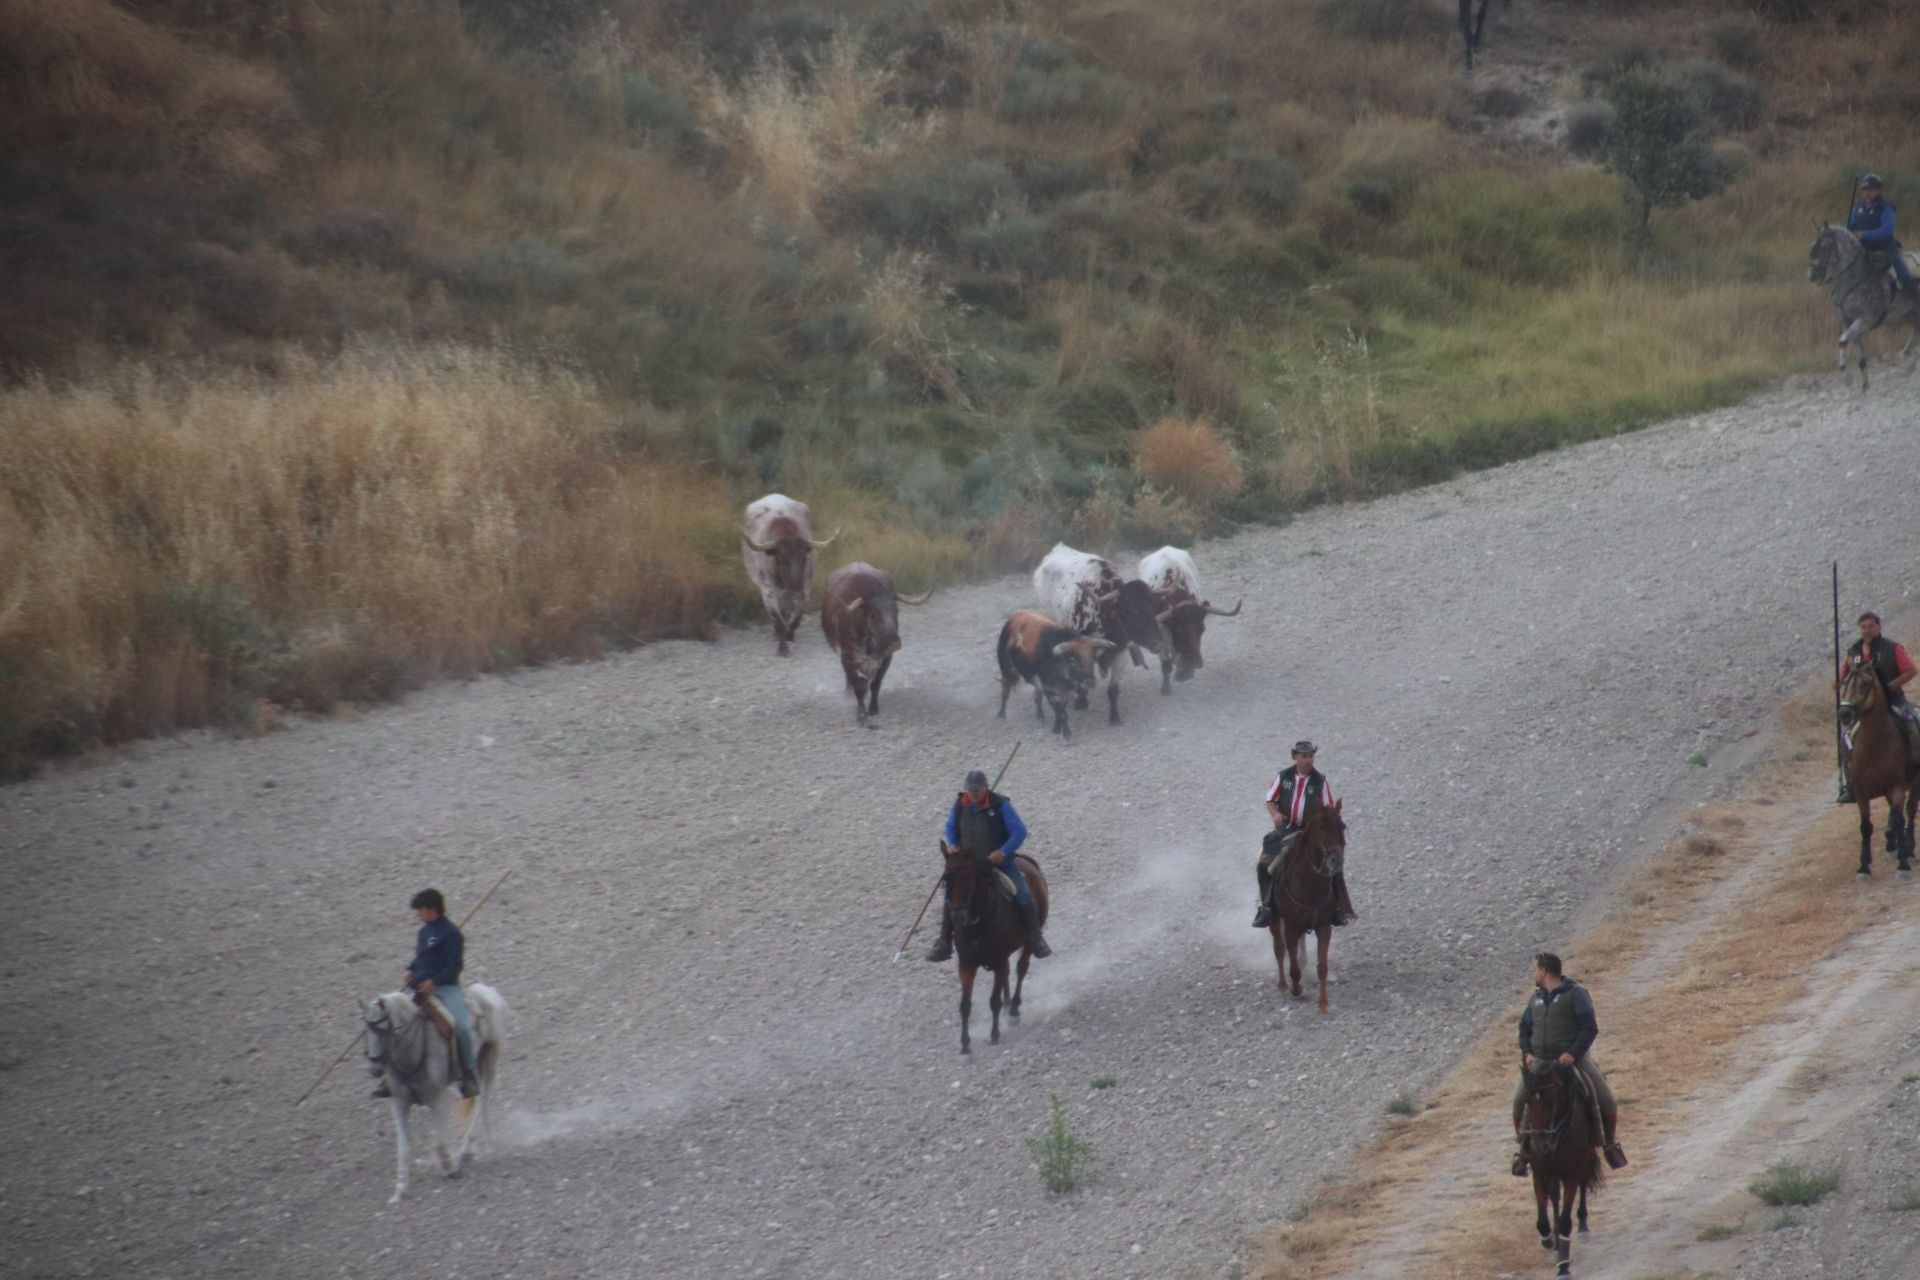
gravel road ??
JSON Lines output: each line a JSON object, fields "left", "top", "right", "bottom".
{"left": 4, "top": 372, "right": 1918, "bottom": 1280}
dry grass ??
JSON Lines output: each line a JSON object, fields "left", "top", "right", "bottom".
{"left": 1134, "top": 417, "right": 1244, "bottom": 506}
{"left": 0, "top": 346, "right": 735, "bottom": 767}
{"left": 1250, "top": 674, "right": 1912, "bottom": 1278}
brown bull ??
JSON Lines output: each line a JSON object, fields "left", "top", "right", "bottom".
{"left": 820, "top": 563, "right": 931, "bottom": 728}
{"left": 995, "top": 610, "right": 1113, "bottom": 743}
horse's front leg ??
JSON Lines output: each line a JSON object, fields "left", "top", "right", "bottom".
{"left": 988, "top": 964, "right": 1008, "bottom": 1045}
{"left": 1858, "top": 798, "right": 1875, "bottom": 878}
{"left": 1576, "top": 1182, "right": 1590, "bottom": 1238}
{"left": 1009, "top": 948, "right": 1030, "bottom": 1020}
{"left": 1269, "top": 921, "right": 1288, "bottom": 992}
{"left": 388, "top": 1094, "right": 411, "bottom": 1204}
{"left": 1315, "top": 923, "right": 1332, "bottom": 1014}
{"left": 431, "top": 1093, "right": 458, "bottom": 1177}
{"left": 1534, "top": 1174, "right": 1552, "bottom": 1250}
{"left": 1889, "top": 790, "right": 1912, "bottom": 875}
{"left": 958, "top": 964, "right": 976, "bottom": 1057}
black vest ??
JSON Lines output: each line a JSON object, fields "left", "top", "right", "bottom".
{"left": 951, "top": 791, "right": 1012, "bottom": 858}
{"left": 1850, "top": 636, "right": 1908, "bottom": 705}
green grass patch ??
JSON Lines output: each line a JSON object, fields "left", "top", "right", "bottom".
{"left": 1384, "top": 1093, "right": 1417, "bottom": 1116}
{"left": 1749, "top": 1161, "right": 1841, "bottom": 1207}
{"left": 1089, "top": 1075, "right": 1119, "bottom": 1090}
{"left": 1026, "top": 1094, "right": 1097, "bottom": 1193}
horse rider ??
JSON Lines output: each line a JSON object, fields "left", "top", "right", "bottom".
{"left": 1511, "top": 952, "right": 1628, "bottom": 1177}
{"left": 925, "top": 768, "right": 1052, "bottom": 962}
{"left": 1849, "top": 174, "right": 1919, "bottom": 307}
{"left": 372, "top": 888, "right": 479, "bottom": 1099}
{"left": 1837, "top": 610, "right": 1919, "bottom": 792}
{"left": 1253, "top": 740, "right": 1358, "bottom": 928}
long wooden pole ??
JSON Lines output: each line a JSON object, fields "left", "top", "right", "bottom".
{"left": 294, "top": 868, "right": 513, "bottom": 1107}
{"left": 891, "top": 741, "right": 1022, "bottom": 962}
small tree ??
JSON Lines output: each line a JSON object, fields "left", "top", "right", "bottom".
{"left": 1025, "top": 1094, "right": 1096, "bottom": 1192}
{"left": 1597, "top": 66, "right": 1728, "bottom": 235}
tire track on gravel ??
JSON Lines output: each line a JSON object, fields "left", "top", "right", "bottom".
{"left": 2, "top": 373, "right": 1918, "bottom": 1280}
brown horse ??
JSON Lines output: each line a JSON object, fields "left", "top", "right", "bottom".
{"left": 939, "top": 842, "right": 1049, "bottom": 1056}
{"left": 1520, "top": 1062, "right": 1603, "bottom": 1278}
{"left": 1264, "top": 801, "right": 1345, "bottom": 1013}
{"left": 1839, "top": 661, "right": 1920, "bottom": 879}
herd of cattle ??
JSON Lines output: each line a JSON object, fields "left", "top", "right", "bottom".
{"left": 742, "top": 493, "right": 1242, "bottom": 737}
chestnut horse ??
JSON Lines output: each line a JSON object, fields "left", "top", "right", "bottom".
{"left": 1519, "top": 1062, "right": 1604, "bottom": 1278}
{"left": 939, "top": 842, "right": 1049, "bottom": 1056}
{"left": 1839, "top": 660, "right": 1920, "bottom": 879}
{"left": 1264, "top": 801, "right": 1346, "bottom": 1013}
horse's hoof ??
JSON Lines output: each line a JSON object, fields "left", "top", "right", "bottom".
{"left": 1007, "top": 1008, "right": 1020, "bottom": 1021}
{"left": 1318, "top": 1004, "right": 1331, "bottom": 1015}
{"left": 1577, "top": 1227, "right": 1591, "bottom": 1240}
{"left": 1900, "top": 868, "right": 1912, "bottom": 881}
{"left": 1541, "top": 1237, "right": 1554, "bottom": 1251}
{"left": 389, "top": 1191, "right": 406, "bottom": 1206}
{"left": 1857, "top": 871, "right": 1873, "bottom": 882}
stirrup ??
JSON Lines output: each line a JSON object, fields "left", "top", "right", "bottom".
{"left": 1252, "top": 906, "right": 1272, "bottom": 928}
{"left": 1604, "top": 1142, "right": 1628, "bottom": 1170}
{"left": 1511, "top": 1152, "right": 1530, "bottom": 1178}
{"left": 458, "top": 1074, "right": 478, "bottom": 1100}
{"left": 371, "top": 1082, "right": 392, "bottom": 1100}
{"left": 1027, "top": 934, "right": 1053, "bottom": 959}
{"left": 924, "top": 940, "right": 952, "bottom": 962}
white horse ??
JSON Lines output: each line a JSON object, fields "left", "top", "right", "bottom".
{"left": 362, "top": 984, "right": 506, "bottom": 1204}
{"left": 1808, "top": 222, "right": 1920, "bottom": 390}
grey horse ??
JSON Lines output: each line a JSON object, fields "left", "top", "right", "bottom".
{"left": 1808, "top": 223, "right": 1920, "bottom": 390}
{"left": 363, "top": 983, "right": 506, "bottom": 1203}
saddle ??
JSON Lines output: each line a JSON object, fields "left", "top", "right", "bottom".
{"left": 412, "top": 990, "right": 457, "bottom": 1044}
{"left": 1565, "top": 1064, "right": 1607, "bottom": 1144}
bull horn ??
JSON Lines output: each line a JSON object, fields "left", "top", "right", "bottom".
{"left": 740, "top": 527, "right": 776, "bottom": 554}
{"left": 897, "top": 589, "right": 934, "bottom": 605}
{"left": 1206, "top": 597, "right": 1243, "bottom": 618}
{"left": 1091, "top": 638, "right": 1117, "bottom": 652}
{"left": 846, "top": 597, "right": 867, "bottom": 613}
{"left": 809, "top": 524, "right": 843, "bottom": 549}
{"left": 1094, "top": 588, "right": 1120, "bottom": 605}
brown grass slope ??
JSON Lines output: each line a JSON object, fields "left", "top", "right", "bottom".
{"left": 2, "top": 0, "right": 1917, "bottom": 768}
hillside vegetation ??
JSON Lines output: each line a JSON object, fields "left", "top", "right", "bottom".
{"left": 2, "top": 0, "right": 1915, "bottom": 768}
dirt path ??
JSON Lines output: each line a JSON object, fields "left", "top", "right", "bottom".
{"left": 3, "top": 372, "right": 1918, "bottom": 1280}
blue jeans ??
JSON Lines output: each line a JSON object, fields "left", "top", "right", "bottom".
{"left": 434, "top": 984, "right": 477, "bottom": 1070}
{"left": 994, "top": 856, "right": 1033, "bottom": 906}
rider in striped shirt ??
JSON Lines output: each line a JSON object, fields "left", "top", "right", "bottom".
{"left": 1253, "top": 741, "right": 1358, "bottom": 928}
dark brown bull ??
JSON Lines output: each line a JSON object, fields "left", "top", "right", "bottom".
{"left": 1149, "top": 589, "right": 1242, "bottom": 695}
{"left": 819, "top": 563, "right": 931, "bottom": 729}
{"left": 995, "top": 610, "right": 1114, "bottom": 743}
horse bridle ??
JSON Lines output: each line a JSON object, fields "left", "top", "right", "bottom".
{"left": 365, "top": 997, "right": 429, "bottom": 1081}
{"left": 1518, "top": 1068, "right": 1573, "bottom": 1153}
{"left": 1278, "top": 825, "right": 1343, "bottom": 913}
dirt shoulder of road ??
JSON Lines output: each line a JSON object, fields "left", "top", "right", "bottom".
{"left": 1253, "top": 672, "right": 1920, "bottom": 1280}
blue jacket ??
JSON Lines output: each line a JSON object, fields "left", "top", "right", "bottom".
{"left": 1849, "top": 199, "right": 1899, "bottom": 247}
{"left": 944, "top": 791, "right": 1028, "bottom": 860}
{"left": 408, "top": 916, "right": 464, "bottom": 988}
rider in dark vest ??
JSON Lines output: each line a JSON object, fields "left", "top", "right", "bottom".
{"left": 1253, "top": 740, "right": 1358, "bottom": 928}
{"left": 1848, "top": 174, "right": 1919, "bottom": 306}
{"left": 925, "top": 768, "right": 1051, "bottom": 961}
{"left": 1511, "top": 952, "right": 1626, "bottom": 1176}
{"left": 1836, "top": 611, "right": 1918, "bottom": 802}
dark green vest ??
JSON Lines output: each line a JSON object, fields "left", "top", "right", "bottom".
{"left": 956, "top": 801, "right": 999, "bottom": 858}
{"left": 1526, "top": 983, "right": 1583, "bottom": 1058}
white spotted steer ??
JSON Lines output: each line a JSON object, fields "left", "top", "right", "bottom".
{"left": 1031, "top": 543, "right": 1163, "bottom": 727}
{"left": 1137, "top": 546, "right": 1242, "bottom": 695}
{"left": 740, "top": 494, "right": 839, "bottom": 656}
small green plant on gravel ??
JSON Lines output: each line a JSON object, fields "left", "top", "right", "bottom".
{"left": 1749, "top": 1161, "right": 1841, "bottom": 1207}
{"left": 1696, "top": 1220, "right": 1740, "bottom": 1241}
{"left": 1025, "top": 1094, "right": 1096, "bottom": 1192}
{"left": 1889, "top": 1185, "right": 1920, "bottom": 1212}
{"left": 1901, "top": 1073, "right": 1919, "bottom": 1084}
{"left": 1384, "top": 1093, "right": 1417, "bottom": 1116}
{"left": 1768, "top": 1210, "right": 1798, "bottom": 1231}
{"left": 1089, "top": 1075, "right": 1118, "bottom": 1089}
{"left": 1688, "top": 753, "right": 1708, "bottom": 766}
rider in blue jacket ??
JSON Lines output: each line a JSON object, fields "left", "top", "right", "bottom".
{"left": 1849, "top": 174, "right": 1919, "bottom": 305}
{"left": 371, "top": 888, "right": 478, "bottom": 1099}
{"left": 925, "top": 768, "right": 1051, "bottom": 961}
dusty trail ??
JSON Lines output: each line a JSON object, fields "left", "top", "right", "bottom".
{"left": 3, "top": 373, "right": 1918, "bottom": 1280}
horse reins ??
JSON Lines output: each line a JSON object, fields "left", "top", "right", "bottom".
{"left": 366, "top": 998, "right": 431, "bottom": 1082}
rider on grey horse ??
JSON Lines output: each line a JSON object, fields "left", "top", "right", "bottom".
{"left": 1848, "top": 174, "right": 1919, "bottom": 306}
{"left": 372, "top": 888, "right": 479, "bottom": 1100}
{"left": 926, "top": 768, "right": 1052, "bottom": 961}
{"left": 1253, "top": 740, "right": 1358, "bottom": 928}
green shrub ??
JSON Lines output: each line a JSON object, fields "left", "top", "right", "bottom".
{"left": 999, "top": 65, "right": 1130, "bottom": 123}
{"left": 1025, "top": 1094, "right": 1096, "bottom": 1193}
{"left": 1675, "top": 59, "right": 1764, "bottom": 130}
{"left": 860, "top": 159, "right": 1018, "bottom": 246}
{"left": 1582, "top": 36, "right": 1655, "bottom": 87}
{"left": 1385, "top": 1093, "right": 1417, "bottom": 1116}
{"left": 166, "top": 583, "right": 287, "bottom": 693}
{"left": 1708, "top": 14, "right": 1765, "bottom": 69}
{"left": 1313, "top": 0, "right": 1439, "bottom": 42}
{"left": 1564, "top": 102, "right": 1616, "bottom": 157}
{"left": 1224, "top": 149, "right": 1305, "bottom": 218}
{"left": 620, "top": 73, "right": 705, "bottom": 158}
{"left": 1599, "top": 66, "right": 1730, "bottom": 231}
{"left": 959, "top": 212, "right": 1058, "bottom": 275}
{"left": 1748, "top": 1161, "right": 1841, "bottom": 1207}
{"left": 1089, "top": 1075, "right": 1118, "bottom": 1089}
{"left": 1348, "top": 178, "right": 1398, "bottom": 218}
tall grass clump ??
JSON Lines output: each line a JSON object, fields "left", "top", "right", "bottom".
{"left": 0, "top": 346, "right": 735, "bottom": 770}
{"left": 1134, "top": 417, "right": 1245, "bottom": 507}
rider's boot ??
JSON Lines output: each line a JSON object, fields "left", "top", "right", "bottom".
{"left": 1601, "top": 1114, "right": 1628, "bottom": 1169}
{"left": 1252, "top": 898, "right": 1272, "bottom": 928}
{"left": 371, "top": 1081, "right": 393, "bottom": 1100}
{"left": 924, "top": 906, "right": 955, "bottom": 962}
{"left": 1019, "top": 900, "right": 1053, "bottom": 958}
{"left": 458, "top": 1061, "right": 479, "bottom": 1100}
{"left": 1511, "top": 1148, "right": 1530, "bottom": 1178}
{"left": 1332, "top": 872, "right": 1359, "bottom": 926}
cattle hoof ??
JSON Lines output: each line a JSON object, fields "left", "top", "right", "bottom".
{"left": 1159, "top": 685, "right": 1172, "bottom": 696}
{"left": 1857, "top": 871, "right": 1873, "bottom": 882}
{"left": 863, "top": 718, "right": 879, "bottom": 731}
